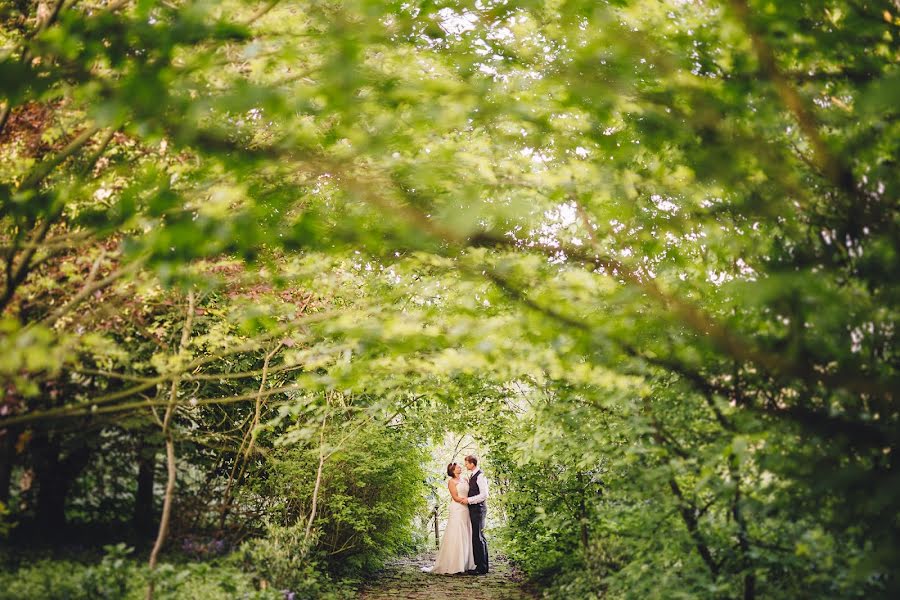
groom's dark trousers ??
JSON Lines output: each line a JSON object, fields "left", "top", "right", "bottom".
{"left": 469, "top": 503, "right": 489, "bottom": 573}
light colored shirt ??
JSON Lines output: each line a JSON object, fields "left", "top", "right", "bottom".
{"left": 467, "top": 469, "right": 489, "bottom": 505}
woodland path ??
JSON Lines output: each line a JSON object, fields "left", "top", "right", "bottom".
{"left": 358, "top": 551, "right": 536, "bottom": 600}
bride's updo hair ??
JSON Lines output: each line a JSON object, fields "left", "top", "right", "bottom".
{"left": 446, "top": 462, "right": 458, "bottom": 477}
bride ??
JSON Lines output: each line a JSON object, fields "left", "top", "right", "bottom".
{"left": 425, "top": 462, "right": 475, "bottom": 574}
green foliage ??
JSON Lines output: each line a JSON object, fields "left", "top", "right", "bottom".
{"left": 1, "top": 0, "right": 898, "bottom": 598}
{"left": 485, "top": 374, "right": 892, "bottom": 599}
{"left": 0, "top": 559, "right": 91, "bottom": 600}
{"left": 260, "top": 419, "right": 429, "bottom": 574}
{"left": 81, "top": 544, "right": 133, "bottom": 599}
{"left": 146, "top": 562, "right": 280, "bottom": 600}
{"left": 0, "top": 544, "right": 280, "bottom": 600}
{"left": 236, "top": 521, "right": 352, "bottom": 599}
{"left": 0, "top": 502, "right": 12, "bottom": 538}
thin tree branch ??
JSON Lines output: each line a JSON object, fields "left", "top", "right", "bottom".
{"left": 727, "top": 0, "right": 857, "bottom": 196}
{"left": 0, "top": 216, "right": 56, "bottom": 313}
{"left": 40, "top": 254, "right": 145, "bottom": 328}
{"left": 217, "top": 342, "right": 283, "bottom": 530}
{"left": 0, "top": 382, "right": 309, "bottom": 427}
{"left": 244, "top": 343, "right": 282, "bottom": 459}
{"left": 18, "top": 126, "right": 101, "bottom": 191}
{"left": 244, "top": 0, "right": 280, "bottom": 25}
{"left": 73, "top": 360, "right": 309, "bottom": 384}
{"left": 146, "top": 290, "right": 194, "bottom": 600}
{"left": 305, "top": 393, "right": 330, "bottom": 543}
{"left": 0, "top": 307, "right": 346, "bottom": 427}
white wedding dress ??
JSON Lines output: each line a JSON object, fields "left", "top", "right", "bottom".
{"left": 427, "top": 477, "right": 475, "bottom": 574}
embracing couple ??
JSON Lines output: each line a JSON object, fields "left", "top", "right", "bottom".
{"left": 427, "top": 455, "right": 490, "bottom": 575}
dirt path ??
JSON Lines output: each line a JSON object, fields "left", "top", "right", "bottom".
{"left": 359, "top": 551, "right": 535, "bottom": 600}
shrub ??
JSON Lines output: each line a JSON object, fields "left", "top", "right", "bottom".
{"left": 0, "top": 502, "right": 12, "bottom": 539}
{"left": 0, "top": 559, "right": 90, "bottom": 600}
{"left": 0, "top": 545, "right": 284, "bottom": 600}
{"left": 261, "top": 421, "right": 428, "bottom": 575}
{"left": 235, "top": 520, "right": 349, "bottom": 599}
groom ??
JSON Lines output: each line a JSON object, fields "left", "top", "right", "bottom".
{"left": 460, "top": 455, "right": 489, "bottom": 575}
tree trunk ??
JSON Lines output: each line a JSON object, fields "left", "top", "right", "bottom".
{"left": 35, "top": 472, "right": 67, "bottom": 532}
{"left": 577, "top": 471, "right": 590, "bottom": 551}
{"left": 0, "top": 429, "right": 14, "bottom": 504}
{"left": 668, "top": 477, "right": 719, "bottom": 577}
{"left": 31, "top": 431, "right": 91, "bottom": 535}
{"left": 134, "top": 450, "right": 155, "bottom": 535}
{"left": 31, "top": 432, "right": 65, "bottom": 532}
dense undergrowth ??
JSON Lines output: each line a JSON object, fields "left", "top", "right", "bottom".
{"left": 1, "top": 418, "right": 428, "bottom": 599}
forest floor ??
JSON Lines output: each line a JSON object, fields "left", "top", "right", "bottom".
{"left": 359, "top": 550, "right": 536, "bottom": 599}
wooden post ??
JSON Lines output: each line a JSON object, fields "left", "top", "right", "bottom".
{"left": 433, "top": 505, "right": 439, "bottom": 548}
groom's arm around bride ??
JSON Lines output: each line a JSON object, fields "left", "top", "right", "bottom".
{"left": 460, "top": 475, "right": 489, "bottom": 506}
